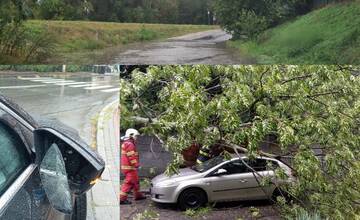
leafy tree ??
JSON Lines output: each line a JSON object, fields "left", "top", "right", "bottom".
{"left": 38, "top": 0, "right": 65, "bottom": 19}
{"left": 120, "top": 65, "right": 360, "bottom": 219}
{"left": 90, "top": 0, "right": 116, "bottom": 21}
{"left": 0, "top": 0, "right": 32, "bottom": 27}
{"left": 212, "top": 0, "right": 312, "bottom": 39}
{"left": 37, "top": 0, "right": 92, "bottom": 20}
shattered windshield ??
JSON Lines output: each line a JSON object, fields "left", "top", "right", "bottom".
{"left": 192, "top": 156, "right": 225, "bottom": 173}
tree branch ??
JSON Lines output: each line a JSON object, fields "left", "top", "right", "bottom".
{"left": 281, "top": 74, "right": 313, "bottom": 85}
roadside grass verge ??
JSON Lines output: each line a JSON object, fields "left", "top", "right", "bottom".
{"left": 228, "top": 1, "right": 360, "bottom": 64}
{"left": 25, "top": 20, "right": 217, "bottom": 62}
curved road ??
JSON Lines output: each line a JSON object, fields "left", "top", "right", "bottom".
{"left": 112, "top": 29, "right": 254, "bottom": 64}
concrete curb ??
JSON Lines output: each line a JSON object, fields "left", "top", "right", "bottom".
{"left": 90, "top": 99, "right": 119, "bottom": 220}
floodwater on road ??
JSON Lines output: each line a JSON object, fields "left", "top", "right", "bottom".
{"left": 112, "top": 29, "right": 255, "bottom": 65}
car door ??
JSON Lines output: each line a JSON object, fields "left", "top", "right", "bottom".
{"left": 244, "top": 158, "right": 277, "bottom": 199}
{"left": 206, "top": 158, "right": 277, "bottom": 202}
{"left": 0, "top": 103, "right": 53, "bottom": 220}
{"left": 205, "top": 160, "right": 260, "bottom": 202}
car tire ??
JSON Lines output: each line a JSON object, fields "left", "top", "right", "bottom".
{"left": 178, "top": 188, "right": 207, "bottom": 211}
{"left": 71, "top": 194, "right": 87, "bottom": 220}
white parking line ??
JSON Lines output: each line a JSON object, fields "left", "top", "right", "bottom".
{"left": 101, "top": 88, "right": 120, "bottom": 93}
{"left": 84, "top": 85, "right": 113, "bottom": 90}
{"left": 0, "top": 85, "right": 47, "bottom": 89}
{"left": 55, "top": 82, "right": 87, "bottom": 86}
{"left": 69, "top": 84, "right": 99, "bottom": 88}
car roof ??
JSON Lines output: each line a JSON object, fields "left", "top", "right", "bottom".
{"left": 229, "top": 153, "right": 275, "bottom": 161}
{"left": 0, "top": 93, "right": 39, "bottom": 128}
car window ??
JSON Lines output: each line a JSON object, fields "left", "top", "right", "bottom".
{"left": 193, "top": 156, "right": 225, "bottom": 173}
{"left": 245, "top": 159, "right": 279, "bottom": 172}
{"left": 0, "top": 122, "right": 31, "bottom": 195}
{"left": 218, "top": 159, "right": 279, "bottom": 175}
{"left": 220, "top": 160, "right": 248, "bottom": 175}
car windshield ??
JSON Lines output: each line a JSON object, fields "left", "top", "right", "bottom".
{"left": 192, "top": 156, "right": 225, "bottom": 173}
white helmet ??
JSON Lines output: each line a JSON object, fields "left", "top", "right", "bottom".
{"left": 122, "top": 128, "right": 140, "bottom": 140}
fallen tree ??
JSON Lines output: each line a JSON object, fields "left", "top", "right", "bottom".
{"left": 120, "top": 65, "right": 360, "bottom": 219}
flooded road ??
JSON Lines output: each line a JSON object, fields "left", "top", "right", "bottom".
{"left": 111, "top": 29, "right": 254, "bottom": 64}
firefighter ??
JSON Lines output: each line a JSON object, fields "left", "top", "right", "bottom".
{"left": 196, "top": 145, "right": 212, "bottom": 164}
{"left": 120, "top": 128, "right": 146, "bottom": 205}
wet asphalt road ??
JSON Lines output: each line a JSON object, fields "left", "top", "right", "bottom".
{"left": 112, "top": 29, "right": 255, "bottom": 64}
{"left": 0, "top": 72, "right": 119, "bottom": 143}
{"left": 0, "top": 72, "right": 119, "bottom": 220}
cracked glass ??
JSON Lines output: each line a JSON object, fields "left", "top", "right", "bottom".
{"left": 39, "top": 143, "right": 72, "bottom": 214}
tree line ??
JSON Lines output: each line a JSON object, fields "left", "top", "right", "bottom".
{"left": 0, "top": 0, "right": 213, "bottom": 24}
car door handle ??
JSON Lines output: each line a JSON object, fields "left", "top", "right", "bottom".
{"left": 239, "top": 179, "right": 248, "bottom": 183}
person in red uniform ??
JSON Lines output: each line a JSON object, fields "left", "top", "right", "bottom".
{"left": 120, "top": 128, "right": 146, "bottom": 205}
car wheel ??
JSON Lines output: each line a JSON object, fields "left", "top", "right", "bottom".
{"left": 178, "top": 188, "right": 207, "bottom": 211}
{"left": 71, "top": 194, "right": 87, "bottom": 220}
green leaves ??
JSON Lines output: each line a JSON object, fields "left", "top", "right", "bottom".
{"left": 120, "top": 65, "right": 360, "bottom": 219}
{"left": 212, "top": 0, "right": 310, "bottom": 39}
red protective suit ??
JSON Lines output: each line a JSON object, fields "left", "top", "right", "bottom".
{"left": 120, "top": 138, "right": 144, "bottom": 201}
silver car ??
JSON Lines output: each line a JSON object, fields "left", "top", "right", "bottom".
{"left": 150, "top": 155, "right": 293, "bottom": 210}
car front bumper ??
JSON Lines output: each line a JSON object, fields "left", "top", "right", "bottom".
{"left": 150, "top": 184, "right": 178, "bottom": 204}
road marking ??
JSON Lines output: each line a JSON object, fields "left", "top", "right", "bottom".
{"left": 30, "top": 78, "right": 64, "bottom": 82}
{"left": 42, "top": 80, "right": 75, "bottom": 84}
{"left": 0, "top": 85, "right": 47, "bottom": 89}
{"left": 84, "top": 85, "right": 113, "bottom": 90}
{"left": 101, "top": 88, "right": 120, "bottom": 93}
{"left": 55, "top": 82, "right": 87, "bottom": 86}
{"left": 69, "top": 84, "right": 99, "bottom": 88}
{"left": 19, "top": 77, "right": 53, "bottom": 80}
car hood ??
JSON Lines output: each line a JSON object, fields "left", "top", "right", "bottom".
{"left": 152, "top": 168, "right": 201, "bottom": 185}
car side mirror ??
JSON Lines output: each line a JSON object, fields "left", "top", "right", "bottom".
{"left": 214, "top": 168, "right": 227, "bottom": 176}
{"left": 34, "top": 128, "right": 105, "bottom": 196}
{"left": 39, "top": 142, "right": 73, "bottom": 214}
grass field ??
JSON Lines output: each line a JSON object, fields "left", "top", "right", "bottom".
{"left": 25, "top": 20, "right": 217, "bottom": 63}
{"left": 228, "top": 1, "right": 360, "bottom": 64}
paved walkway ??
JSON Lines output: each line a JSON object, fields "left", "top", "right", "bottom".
{"left": 88, "top": 100, "right": 119, "bottom": 220}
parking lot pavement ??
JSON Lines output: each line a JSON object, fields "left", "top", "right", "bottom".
{"left": 120, "top": 195, "right": 280, "bottom": 220}
{"left": 89, "top": 100, "right": 120, "bottom": 220}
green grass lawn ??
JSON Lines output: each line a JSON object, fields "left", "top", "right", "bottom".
{"left": 229, "top": 1, "right": 360, "bottom": 64}
{"left": 25, "top": 20, "right": 217, "bottom": 63}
